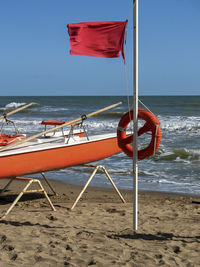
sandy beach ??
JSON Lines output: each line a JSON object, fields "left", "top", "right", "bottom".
{"left": 0, "top": 178, "right": 199, "bottom": 267}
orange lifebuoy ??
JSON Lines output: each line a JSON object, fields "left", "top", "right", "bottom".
{"left": 0, "top": 134, "right": 26, "bottom": 146}
{"left": 117, "top": 109, "right": 162, "bottom": 160}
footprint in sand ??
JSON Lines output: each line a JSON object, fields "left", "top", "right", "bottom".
{"left": 10, "top": 254, "right": 18, "bottom": 261}
{"left": 106, "top": 208, "right": 126, "bottom": 216}
{"left": 3, "top": 244, "right": 14, "bottom": 251}
{"left": 0, "top": 234, "right": 7, "bottom": 243}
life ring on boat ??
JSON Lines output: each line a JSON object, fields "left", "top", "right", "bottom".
{"left": 117, "top": 109, "right": 162, "bottom": 160}
{"left": 0, "top": 134, "right": 26, "bottom": 146}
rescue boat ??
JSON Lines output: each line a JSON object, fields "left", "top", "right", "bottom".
{"left": 0, "top": 102, "right": 122, "bottom": 179}
{"left": 0, "top": 133, "right": 121, "bottom": 179}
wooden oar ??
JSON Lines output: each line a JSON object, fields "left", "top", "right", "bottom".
{"left": 0, "top": 102, "right": 122, "bottom": 152}
{"left": 0, "top": 103, "right": 34, "bottom": 120}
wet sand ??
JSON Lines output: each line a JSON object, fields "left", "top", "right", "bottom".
{"left": 0, "top": 178, "right": 200, "bottom": 266}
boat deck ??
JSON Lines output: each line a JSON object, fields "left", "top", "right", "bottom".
{"left": 0, "top": 133, "right": 118, "bottom": 157}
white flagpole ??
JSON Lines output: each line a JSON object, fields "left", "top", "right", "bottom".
{"left": 133, "top": 0, "right": 138, "bottom": 231}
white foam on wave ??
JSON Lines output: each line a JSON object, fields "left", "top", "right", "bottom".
{"left": 157, "top": 178, "right": 195, "bottom": 187}
{"left": 159, "top": 115, "right": 200, "bottom": 134}
{"left": 13, "top": 119, "right": 41, "bottom": 125}
{"left": 1, "top": 119, "right": 43, "bottom": 134}
{"left": 174, "top": 157, "right": 190, "bottom": 164}
{"left": 158, "top": 148, "right": 200, "bottom": 162}
{"left": 89, "top": 121, "right": 118, "bottom": 130}
{"left": 41, "top": 106, "right": 70, "bottom": 112}
{"left": 139, "top": 170, "right": 160, "bottom": 178}
{"left": 5, "top": 102, "right": 26, "bottom": 109}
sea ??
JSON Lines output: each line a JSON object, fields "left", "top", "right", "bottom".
{"left": 1, "top": 95, "right": 200, "bottom": 196}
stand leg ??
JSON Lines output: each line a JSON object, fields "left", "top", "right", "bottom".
{"left": 36, "top": 179, "right": 56, "bottom": 211}
{"left": 41, "top": 172, "right": 58, "bottom": 196}
{"left": 0, "top": 178, "right": 56, "bottom": 220}
{"left": 1, "top": 180, "right": 34, "bottom": 219}
{"left": 71, "top": 164, "right": 126, "bottom": 210}
{"left": 71, "top": 166, "right": 99, "bottom": 210}
{"left": 0, "top": 179, "right": 14, "bottom": 195}
{"left": 101, "top": 166, "right": 126, "bottom": 203}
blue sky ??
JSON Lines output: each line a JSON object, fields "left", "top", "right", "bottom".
{"left": 0, "top": 0, "right": 199, "bottom": 96}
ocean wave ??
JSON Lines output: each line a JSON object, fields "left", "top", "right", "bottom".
{"left": 96, "top": 111, "right": 125, "bottom": 119}
{"left": 87, "top": 121, "right": 119, "bottom": 132}
{"left": 155, "top": 178, "right": 200, "bottom": 187}
{"left": 159, "top": 115, "right": 200, "bottom": 134}
{"left": 139, "top": 170, "right": 160, "bottom": 178}
{"left": 179, "top": 103, "right": 200, "bottom": 108}
{"left": 157, "top": 148, "right": 200, "bottom": 161}
{"left": 41, "top": 106, "right": 70, "bottom": 112}
{"left": 17, "top": 120, "right": 42, "bottom": 127}
{"left": 0, "top": 119, "right": 43, "bottom": 134}
{"left": 5, "top": 102, "right": 26, "bottom": 109}
{"left": 0, "top": 102, "right": 39, "bottom": 115}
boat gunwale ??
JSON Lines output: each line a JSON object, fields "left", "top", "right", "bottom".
{"left": 0, "top": 133, "right": 118, "bottom": 157}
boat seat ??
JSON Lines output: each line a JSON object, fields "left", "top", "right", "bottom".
{"left": 41, "top": 120, "right": 87, "bottom": 140}
{"left": 41, "top": 120, "right": 86, "bottom": 139}
{"left": 41, "top": 120, "right": 77, "bottom": 126}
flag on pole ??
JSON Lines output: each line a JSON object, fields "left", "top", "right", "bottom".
{"left": 67, "top": 20, "right": 128, "bottom": 62}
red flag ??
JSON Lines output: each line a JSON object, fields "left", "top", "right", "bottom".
{"left": 67, "top": 20, "right": 128, "bottom": 62}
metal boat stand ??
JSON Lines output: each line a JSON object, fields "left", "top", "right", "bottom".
{"left": 0, "top": 172, "right": 58, "bottom": 197}
{"left": 0, "top": 176, "right": 56, "bottom": 220}
{"left": 71, "top": 164, "right": 126, "bottom": 210}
